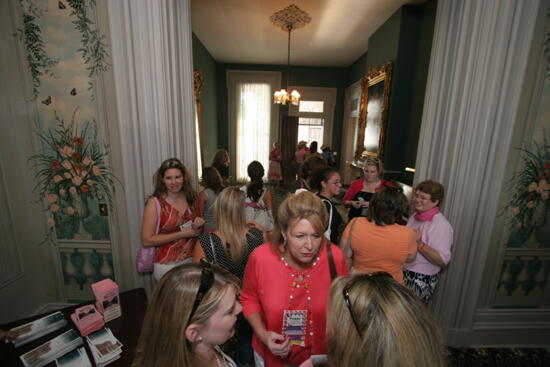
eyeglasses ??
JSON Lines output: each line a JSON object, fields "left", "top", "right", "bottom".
{"left": 186, "top": 258, "right": 215, "bottom": 327}
{"left": 342, "top": 272, "right": 392, "bottom": 338}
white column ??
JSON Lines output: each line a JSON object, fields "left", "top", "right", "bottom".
{"left": 415, "top": 0, "right": 545, "bottom": 345}
{"left": 106, "top": 0, "right": 197, "bottom": 293}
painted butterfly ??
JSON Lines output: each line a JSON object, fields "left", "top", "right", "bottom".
{"left": 41, "top": 96, "right": 52, "bottom": 105}
{"left": 70, "top": 88, "right": 77, "bottom": 96}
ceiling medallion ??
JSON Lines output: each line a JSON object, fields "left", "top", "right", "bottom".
{"left": 270, "top": 5, "right": 311, "bottom": 106}
{"left": 269, "top": 4, "right": 311, "bottom": 32}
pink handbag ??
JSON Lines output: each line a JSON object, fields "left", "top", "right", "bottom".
{"left": 136, "top": 197, "right": 161, "bottom": 273}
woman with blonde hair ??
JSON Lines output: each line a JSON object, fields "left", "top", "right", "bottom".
{"left": 194, "top": 186, "right": 264, "bottom": 366}
{"left": 241, "top": 191, "right": 349, "bottom": 367}
{"left": 132, "top": 262, "right": 241, "bottom": 367}
{"left": 343, "top": 156, "right": 392, "bottom": 220}
{"left": 327, "top": 273, "right": 447, "bottom": 367}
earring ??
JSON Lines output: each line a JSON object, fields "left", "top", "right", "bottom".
{"left": 197, "top": 336, "right": 203, "bottom": 342}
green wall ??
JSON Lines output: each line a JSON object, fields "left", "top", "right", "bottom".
{"left": 192, "top": 0, "right": 437, "bottom": 178}
{"left": 349, "top": 0, "right": 437, "bottom": 184}
{"left": 192, "top": 34, "right": 218, "bottom": 164}
{"left": 216, "top": 63, "right": 348, "bottom": 159}
{"left": 347, "top": 52, "right": 367, "bottom": 86}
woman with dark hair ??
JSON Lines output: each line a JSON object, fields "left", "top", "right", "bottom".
{"left": 132, "top": 262, "right": 241, "bottom": 367}
{"left": 198, "top": 166, "right": 224, "bottom": 232}
{"left": 343, "top": 157, "right": 391, "bottom": 221}
{"left": 404, "top": 179, "right": 453, "bottom": 302}
{"left": 268, "top": 142, "right": 283, "bottom": 186}
{"left": 310, "top": 166, "right": 343, "bottom": 244}
{"left": 141, "top": 158, "right": 205, "bottom": 282}
{"left": 212, "top": 149, "right": 230, "bottom": 186}
{"left": 340, "top": 186, "right": 417, "bottom": 284}
{"left": 327, "top": 273, "right": 446, "bottom": 367}
{"left": 241, "top": 161, "right": 274, "bottom": 232}
{"left": 241, "top": 191, "right": 349, "bottom": 367}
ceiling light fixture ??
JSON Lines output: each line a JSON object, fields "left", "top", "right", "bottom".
{"left": 270, "top": 5, "right": 311, "bottom": 106}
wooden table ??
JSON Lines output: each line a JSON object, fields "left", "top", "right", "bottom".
{"left": 0, "top": 288, "right": 148, "bottom": 367}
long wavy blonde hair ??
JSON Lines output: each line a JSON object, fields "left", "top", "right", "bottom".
{"left": 327, "top": 274, "right": 447, "bottom": 367}
{"left": 132, "top": 264, "right": 239, "bottom": 367}
{"left": 214, "top": 187, "right": 250, "bottom": 263}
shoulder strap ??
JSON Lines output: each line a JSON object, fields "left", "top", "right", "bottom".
{"left": 153, "top": 197, "right": 161, "bottom": 234}
{"left": 209, "top": 233, "right": 218, "bottom": 263}
{"left": 326, "top": 243, "right": 337, "bottom": 281}
{"left": 321, "top": 198, "right": 333, "bottom": 232}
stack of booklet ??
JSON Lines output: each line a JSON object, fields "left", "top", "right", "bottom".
{"left": 7, "top": 311, "right": 67, "bottom": 348}
{"left": 91, "top": 279, "right": 121, "bottom": 322}
{"left": 55, "top": 346, "right": 92, "bottom": 367}
{"left": 19, "top": 329, "right": 83, "bottom": 367}
{"left": 86, "top": 328, "right": 122, "bottom": 366}
{"left": 70, "top": 304, "right": 104, "bottom": 336}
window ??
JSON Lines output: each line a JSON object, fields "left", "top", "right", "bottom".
{"left": 289, "top": 88, "right": 336, "bottom": 149}
{"left": 235, "top": 82, "right": 271, "bottom": 180}
{"left": 227, "top": 71, "right": 280, "bottom": 181}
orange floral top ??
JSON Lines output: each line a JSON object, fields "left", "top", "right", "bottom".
{"left": 155, "top": 195, "right": 201, "bottom": 264}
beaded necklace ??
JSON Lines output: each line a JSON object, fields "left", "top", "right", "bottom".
{"left": 280, "top": 255, "right": 320, "bottom": 345}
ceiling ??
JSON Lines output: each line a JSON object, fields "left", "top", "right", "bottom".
{"left": 191, "top": 0, "right": 425, "bottom": 67}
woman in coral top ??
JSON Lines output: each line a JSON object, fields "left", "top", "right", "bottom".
{"left": 241, "top": 191, "right": 349, "bottom": 367}
{"left": 341, "top": 186, "right": 417, "bottom": 284}
{"left": 141, "top": 158, "right": 205, "bottom": 282}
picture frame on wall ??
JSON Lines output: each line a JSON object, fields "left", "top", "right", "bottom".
{"left": 355, "top": 62, "right": 393, "bottom": 160}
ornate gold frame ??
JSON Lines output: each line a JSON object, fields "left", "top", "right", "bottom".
{"left": 354, "top": 62, "right": 393, "bottom": 160}
{"left": 193, "top": 69, "right": 204, "bottom": 164}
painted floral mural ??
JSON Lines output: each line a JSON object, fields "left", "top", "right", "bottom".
{"left": 17, "top": 0, "right": 114, "bottom": 242}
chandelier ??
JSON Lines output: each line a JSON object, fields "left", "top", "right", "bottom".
{"left": 270, "top": 5, "right": 311, "bottom": 106}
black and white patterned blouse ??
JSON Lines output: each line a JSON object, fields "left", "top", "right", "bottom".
{"left": 197, "top": 228, "right": 264, "bottom": 279}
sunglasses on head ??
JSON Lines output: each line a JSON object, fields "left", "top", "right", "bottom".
{"left": 342, "top": 272, "right": 392, "bottom": 338}
{"left": 186, "top": 258, "right": 215, "bottom": 327}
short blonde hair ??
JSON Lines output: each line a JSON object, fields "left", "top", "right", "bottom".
{"left": 270, "top": 191, "right": 328, "bottom": 253}
{"left": 327, "top": 274, "right": 446, "bottom": 367}
{"left": 132, "top": 264, "right": 239, "bottom": 367}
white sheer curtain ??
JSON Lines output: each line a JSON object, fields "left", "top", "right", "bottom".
{"left": 236, "top": 82, "right": 271, "bottom": 180}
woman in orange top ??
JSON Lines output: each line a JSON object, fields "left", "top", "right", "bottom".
{"left": 141, "top": 158, "right": 205, "bottom": 282}
{"left": 340, "top": 186, "right": 417, "bottom": 284}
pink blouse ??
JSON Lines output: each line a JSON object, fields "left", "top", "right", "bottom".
{"left": 241, "top": 243, "right": 349, "bottom": 367}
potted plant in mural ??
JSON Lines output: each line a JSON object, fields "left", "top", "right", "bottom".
{"left": 505, "top": 131, "right": 550, "bottom": 247}
{"left": 30, "top": 110, "right": 117, "bottom": 241}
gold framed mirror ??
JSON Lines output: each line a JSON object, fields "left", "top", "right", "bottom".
{"left": 355, "top": 62, "right": 393, "bottom": 160}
